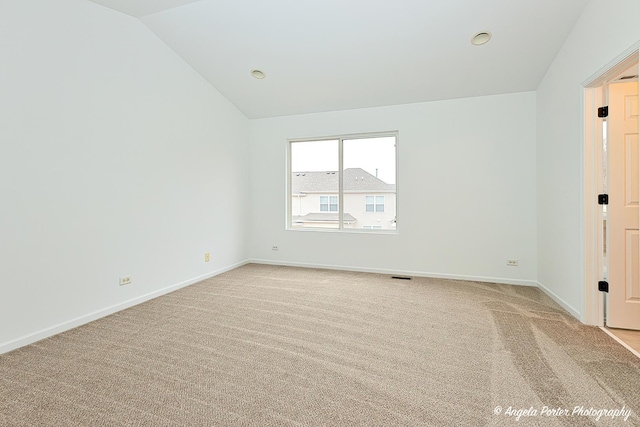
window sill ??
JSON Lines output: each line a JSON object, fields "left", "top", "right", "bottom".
{"left": 286, "top": 227, "right": 398, "bottom": 235}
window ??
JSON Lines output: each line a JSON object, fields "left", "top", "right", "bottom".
{"left": 289, "top": 132, "right": 397, "bottom": 231}
{"left": 365, "top": 196, "right": 384, "bottom": 212}
{"left": 320, "top": 196, "right": 338, "bottom": 212}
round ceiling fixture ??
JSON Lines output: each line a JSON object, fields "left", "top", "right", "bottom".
{"left": 251, "top": 69, "right": 266, "bottom": 79}
{"left": 471, "top": 32, "right": 492, "bottom": 46}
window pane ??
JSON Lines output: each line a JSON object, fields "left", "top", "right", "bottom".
{"left": 289, "top": 134, "right": 397, "bottom": 232}
{"left": 291, "top": 140, "right": 339, "bottom": 229}
{"left": 329, "top": 195, "right": 338, "bottom": 212}
{"left": 319, "top": 195, "right": 328, "bottom": 211}
{"left": 343, "top": 136, "right": 396, "bottom": 230}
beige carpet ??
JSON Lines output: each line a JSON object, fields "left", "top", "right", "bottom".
{"left": 1, "top": 264, "right": 640, "bottom": 426}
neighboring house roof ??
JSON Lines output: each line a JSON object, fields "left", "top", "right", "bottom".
{"left": 293, "top": 213, "right": 357, "bottom": 224}
{"left": 291, "top": 168, "right": 395, "bottom": 194}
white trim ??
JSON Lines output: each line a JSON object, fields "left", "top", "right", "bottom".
{"left": 537, "top": 280, "right": 582, "bottom": 321}
{"left": 338, "top": 138, "right": 344, "bottom": 229}
{"left": 582, "top": 42, "right": 640, "bottom": 88}
{"left": 285, "top": 137, "right": 293, "bottom": 229}
{"left": 600, "top": 327, "right": 640, "bottom": 359}
{"left": 287, "top": 130, "right": 399, "bottom": 144}
{"left": 287, "top": 227, "right": 396, "bottom": 235}
{"left": 582, "top": 85, "right": 605, "bottom": 326}
{"left": 0, "top": 260, "right": 250, "bottom": 355}
{"left": 249, "top": 258, "right": 538, "bottom": 287}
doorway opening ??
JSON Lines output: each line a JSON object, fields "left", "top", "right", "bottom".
{"left": 583, "top": 47, "right": 639, "bottom": 352}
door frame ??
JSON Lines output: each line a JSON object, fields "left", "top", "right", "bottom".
{"left": 583, "top": 44, "right": 639, "bottom": 326}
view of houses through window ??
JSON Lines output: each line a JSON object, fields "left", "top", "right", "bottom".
{"left": 289, "top": 133, "right": 397, "bottom": 230}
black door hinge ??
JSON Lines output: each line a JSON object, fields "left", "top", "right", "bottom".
{"left": 598, "top": 106, "right": 609, "bottom": 118}
{"left": 598, "top": 281, "right": 609, "bottom": 293}
{"left": 598, "top": 194, "right": 609, "bottom": 205}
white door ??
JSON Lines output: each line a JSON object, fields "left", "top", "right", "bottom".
{"left": 607, "top": 81, "right": 640, "bottom": 329}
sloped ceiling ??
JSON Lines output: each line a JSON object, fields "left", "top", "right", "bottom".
{"left": 87, "top": 0, "right": 204, "bottom": 17}
{"left": 87, "top": 0, "right": 590, "bottom": 118}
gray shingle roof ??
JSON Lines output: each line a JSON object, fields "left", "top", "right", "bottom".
{"left": 292, "top": 213, "right": 357, "bottom": 223}
{"left": 291, "top": 168, "right": 395, "bottom": 194}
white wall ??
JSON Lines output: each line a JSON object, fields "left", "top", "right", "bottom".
{"left": 0, "top": 0, "right": 249, "bottom": 352}
{"left": 249, "top": 92, "right": 537, "bottom": 285}
{"left": 536, "top": 0, "right": 640, "bottom": 320}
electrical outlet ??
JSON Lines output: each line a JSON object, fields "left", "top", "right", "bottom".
{"left": 119, "top": 277, "right": 132, "bottom": 286}
{"left": 272, "top": 246, "right": 279, "bottom": 251}
{"left": 507, "top": 260, "right": 519, "bottom": 267}
{"left": 205, "top": 252, "right": 210, "bottom": 262}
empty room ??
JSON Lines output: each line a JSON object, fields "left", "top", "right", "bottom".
{"left": 2, "top": 0, "right": 640, "bottom": 425}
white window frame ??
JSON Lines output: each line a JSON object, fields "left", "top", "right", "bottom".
{"left": 287, "top": 131, "right": 398, "bottom": 233}
{"left": 365, "top": 195, "right": 385, "bottom": 213}
{"left": 320, "top": 195, "right": 338, "bottom": 212}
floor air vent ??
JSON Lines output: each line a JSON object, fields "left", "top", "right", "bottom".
{"left": 391, "top": 275, "right": 412, "bottom": 280}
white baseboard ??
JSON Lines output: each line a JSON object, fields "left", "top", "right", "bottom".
{"left": 0, "top": 259, "right": 250, "bottom": 355}
{"left": 3, "top": 260, "right": 579, "bottom": 355}
{"left": 248, "top": 258, "right": 538, "bottom": 287}
{"left": 536, "top": 280, "right": 581, "bottom": 320}
{"left": 252, "top": 259, "right": 585, "bottom": 321}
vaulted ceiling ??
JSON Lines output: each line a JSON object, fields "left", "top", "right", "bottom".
{"left": 87, "top": 0, "right": 590, "bottom": 118}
